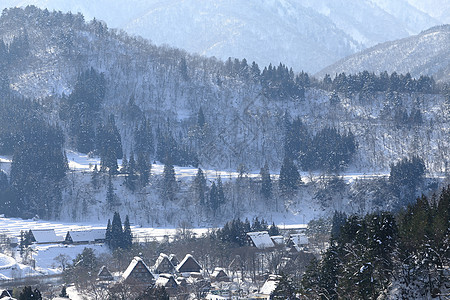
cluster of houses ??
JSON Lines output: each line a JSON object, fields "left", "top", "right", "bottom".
{"left": 246, "top": 230, "right": 309, "bottom": 252}
{"left": 97, "top": 253, "right": 219, "bottom": 298}
{"left": 21, "top": 227, "right": 310, "bottom": 251}
{"left": 97, "top": 253, "right": 283, "bottom": 300}
{"left": 10, "top": 227, "right": 312, "bottom": 299}
{"left": 22, "top": 228, "right": 106, "bottom": 245}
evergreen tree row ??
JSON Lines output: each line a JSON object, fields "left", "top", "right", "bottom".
{"left": 105, "top": 212, "right": 132, "bottom": 250}
{"left": 323, "top": 71, "right": 436, "bottom": 95}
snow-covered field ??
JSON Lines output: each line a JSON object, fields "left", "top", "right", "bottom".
{"left": 64, "top": 150, "right": 392, "bottom": 183}
{"left": 0, "top": 216, "right": 213, "bottom": 281}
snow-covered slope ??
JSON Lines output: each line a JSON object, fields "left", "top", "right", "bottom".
{"left": 0, "top": 0, "right": 442, "bottom": 73}
{"left": 316, "top": 25, "right": 450, "bottom": 82}
{"left": 301, "top": 0, "right": 440, "bottom": 46}
{"left": 406, "top": 0, "right": 450, "bottom": 24}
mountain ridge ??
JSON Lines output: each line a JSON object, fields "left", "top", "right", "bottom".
{"left": 316, "top": 25, "right": 450, "bottom": 82}
{"left": 0, "top": 0, "right": 443, "bottom": 73}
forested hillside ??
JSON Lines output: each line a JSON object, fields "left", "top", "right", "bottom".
{"left": 0, "top": 7, "right": 449, "bottom": 224}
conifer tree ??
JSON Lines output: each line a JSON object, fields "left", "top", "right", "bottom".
{"left": 260, "top": 162, "right": 272, "bottom": 200}
{"left": 270, "top": 273, "right": 298, "bottom": 300}
{"left": 193, "top": 168, "right": 206, "bottom": 206}
{"left": 134, "top": 118, "right": 153, "bottom": 156}
{"left": 162, "top": 161, "right": 176, "bottom": 201}
{"left": 110, "top": 212, "right": 123, "bottom": 250}
{"left": 197, "top": 107, "right": 205, "bottom": 128}
{"left": 217, "top": 175, "right": 225, "bottom": 205}
{"left": 125, "top": 151, "right": 137, "bottom": 191}
{"left": 122, "top": 215, "right": 133, "bottom": 249}
{"left": 268, "top": 222, "right": 280, "bottom": 236}
{"left": 209, "top": 182, "right": 218, "bottom": 214}
{"left": 105, "top": 219, "right": 112, "bottom": 247}
{"left": 137, "top": 152, "right": 150, "bottom": 187}
{"left": 106, "top": 175, "right": 118, "bottom": 208}
{"left": 279, "top": 156, "right": 300, "bottom": 194}
{"left": 91, "top": 164, "right": 100, "bottom": 189}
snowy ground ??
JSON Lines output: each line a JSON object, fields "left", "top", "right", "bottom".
{"left": 0, "top": 217, "right": 212, "bottom": 242}
{"left": 0, "top": 216, "right": 212, "bottom": 281}
{"left": 64, "top": 150, "right": 394, "bottom": 183}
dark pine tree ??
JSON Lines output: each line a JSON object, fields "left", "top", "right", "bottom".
{"left": 209, "top": 182, "right": 219, "bottom": 215}
{"left": 137, "top": 152, "right": 151, "bottom": 187}
{"left": 197, "top": 107, "right": 206, "bottom": 128}
{"left": 105, "top": 219, "right": 112, "bottom": 247}
{"left": 279, "top": 156, "right": 300, "bottom": 195}
{"left": 260, "top": 162, "right": 272, "bottom": 200}
{"left": 217, "top": 175, "right": 225, "bottom": 206}
{"left": 161, "top": 161, "right": 176, "bottom": 202}
{"left": 125, "top": 151, "right": 137, "bottom": 191}
{"left": 122, "top": 215, "right": 133, "bottom": 249}
{"left": 270, "top": 273, "right": 299, "bottom": 300}
{"left": 268, "top": 222, "right": 280, "bottom": 236}
{"left": 106, "top": 175, "right": 118, "bottom": 209}
{"left": 110, "top": 212, "right": 123, "bottom": 250}
{"left": 193, "top": 168, "right": 206, "bottom": 206}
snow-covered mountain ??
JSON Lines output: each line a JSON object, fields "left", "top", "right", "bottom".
{"left": 0, "top": 0, "right": 442, "bottom": 73}
{"left": 406, "top": 0, "right": 450, "bottom": 24}
{"left": 0, "top": 7, "right": 448, "bottom": 226}
{"left": 316, "top": 25, "right": 450, "bottom": 82}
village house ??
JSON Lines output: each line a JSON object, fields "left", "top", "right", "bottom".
{"left": 211, "top": 268, "right": 230, "bottom": 282}
{"left": 153, "top": 253, "right": 176, "bottom": 274}
{"left": 97, "top": 265, "right": 114, "bottom": 282}
{"left": 176, "top": 254, "right": 202, "bottom": 273}
{"left": 28, "top": 229, "right": 62, "bottom": 244}
{"left": 155, "top": 273, "right": 178, "bottom": 289}
{"left": 246, "top": 231, "right": 275, "bottom": 249}
{"left": 121, "top": 257, "right": 154, "bottom": 286}
{"left": 64, "top": 229, "right": 106, "bottom": 244}
{"left": 288, "top": 233, "right": 309, "bottom": 252}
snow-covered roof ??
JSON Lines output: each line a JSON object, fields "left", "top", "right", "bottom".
{"left": 168, "top": 253, "right": 179, "bottom": 266}
{"left": 97, "top": 265, "right": 113, "bottom": 280}
{"left": 211, "top": 267, "right": 228, "bottom": 280}
{"left": 30, "top": 229, "right": 62, "bottom": 243}
{"left": 155, "top": 273, "right": 177, "bottom": 288}
{"left": 153, "top": 253, "right": 175, "bottom": 273}
{"left": 270, "top": 235, "right": 285, "bottom": 245}
{"left": 247, "top": 231, "right": 275, "bottom": 249}
{"left": 122, "top": 256, "right": 153, "bottom": 281}
{"left": 66, "top": 229, "right": 105, "bottom": 243}
{"left": 177, "top": 254, "right": 202, "bottom": 273}
{"left": 290, "top": 233, "right": 309, "bottom": 246}
{"left": 260, "top": 275, "right": 281, "bottom": 295}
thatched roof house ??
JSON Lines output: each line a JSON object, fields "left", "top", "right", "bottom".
{"left": 176, "top": 254, "right": 202, "bottom": 273}
{"left": 122, "top": 257, "right": 154, "bottom": 285}
{"left": 153, "top": 253, "right": 176, "bottom": 274}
